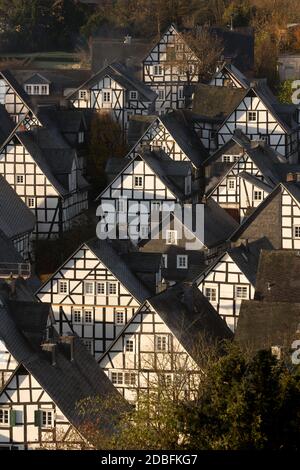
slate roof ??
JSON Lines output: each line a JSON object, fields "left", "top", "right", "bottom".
{"left": 192, "top": 84, "right": 246, "bottom": 120}
{"left": 67, "top": 62, "right": 157, "bottom": 103}
{"left": 235, "top": 300, "right": 300, "bottom": 351}
{"left": 0, "top": 174, "right": 35, "bottom": 238}
{"left": 214, "top": 61, "right": 250, "bottom": 88}
{"left": 196, "top": 237, "right": 272, "bottom": 286}
{"left": 0, "top": 104, "right": 15, "bottom": 147}
{"left": 0, "top": 298, "right": 125, "bottom": 432}
{"left": 37, "top": 106, "right": 86, "bottom": 134}
{"left": 202, "top": 198, "right": 239, "bottom": 248}
{"left": 255, "top": 250, "right": 300, "bottom": 303}
{"left": 161, "top": 111, "right": 209, "bottom": 166}
{"left": 238, "top": 172, "right": 273, "bottom": 193}
{"left": 23, "top": 73, "right": 51, "bottom": 85}
{"left": 85, "top": 238, "right": 151, "bottom": 303}
{"left": 16, "top": 130, "right": 88, "bottom": 195}
{"left": 148, "top": 283, "right": 233, "bottom": 362}
{"left": 0, "top": 230, "right": 24, "bottom": 264}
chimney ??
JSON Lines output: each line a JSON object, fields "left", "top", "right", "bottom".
{"left": 60, "top": 334, "right": 75, "bottom": 362}
{"left": 286, "top": 172, "right": 296, "bottom": 182}
{"left": 41, "top": 342, "right": 57, "bottom": 366}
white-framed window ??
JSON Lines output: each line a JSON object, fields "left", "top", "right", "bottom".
{"left": 294, "top": 225, "right": 300, "bottom": 239}
{"left": 103, "top": 90, "right": 111, "bottom": 103}
{"left": 157, "top": 88, "right": 165, "bottom": 101}
{"left": 205, "top": 286, "right": 217, "bottom": 303}
{"left": 41, "top": 85, "right": 48, "bottom": 95}
{"left": 134, "top": 175, "right": 143, "bottom": 188}
{"left": 222, "top": 155, "right": 232, "bottom": 163}
{"left": 177, "top": 255, "right": 188, "bottom": 269}
{"left": 83, "top": 339, "right": 93, "bottom": 354}
{"left": 125, "top": 339, "right": 134, "bottom": 352}
{"left": 111, "top": 372, "right": 123, "bottom": 385}
{"left": 227, "top": 178, "right": 236, "bottom": 191}
{"left": 162, "top": 254, "right": 168, "bottom": 268}
{"left": 27, "top": 197, "right": 35, "bottom": 208}
{"left": 25, "top": 85, "right": 32, "bottom": 94}
{"left": 253, "top": 190, "right": 263, "bottom": 201}
{"left": 41, "top": 410, "right": 54, "bottom": 429}
{"left": 155, "top": 335, "right": 168, "bottom": 352}
{"left": 79, "top": 89, "right": 88, "bottom": 100}
{"left": 188, "top": 64, "right": 195, "bottom": 75}
{"left": 15, "top": 174, "right": 24, "bottom": 185}
{"left": 115, "top": 311, "right": 125, "bottom": 325}
{"left": 233, "top": 155, "right": 240, "bottom": 162}
{"left": 129, "top": 90, "right": 138, "bottom": 100}
{"left": 0, "top": 408, "right": 9, "bottom": 426}
{"left": 247, "top": 111, "right": 257, "bottom": 122}
{"left": 235, "top": 285, "right": 249, "bottom": 299}
{"left": 58, "top": 280, "right": 68, "bottom": 294}
{"left": 78, "top": 131, "right": 84, "bottom": 143}
{"left": 153, "top": 65, "right": 163, "bottom": 76}
{"left": 178, "top": 87, "right": 184, "bottom": 99}
{"left": 84, "top": 310, "right": 93, "bottom": 324}
{"left": 73, "top": 309, "right": 82, "bottom": 324}
{"left": 108, "top": 282, "right": 117, "bottom": 296}
{"left": 96, "top": 282, "right": 105, "bottom": 295}
{"left": 33, "top": 85, "right": 39, "bottom": 95}
{"left": 124, "top": 372, "right": 136, "bottom": 385}
{"left": 84, "top": 281, "right": 94, "bottom": 296}
{"left": 166, "top": 230, "right": 177, "bottom": 245}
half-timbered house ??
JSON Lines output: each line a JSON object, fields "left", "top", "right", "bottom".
{"left": 0, "top": 175, "right": 35, "bottom": 260}
{"left": 67, "top": 62, "right": 156, "bottom": 134}
{"left": 126, "top": 111, "right": 208, "bottom": 167}
{"left": 0, "top": 298, "right": 124, "bottom": 449}
{"left": 231, "top": 180, "right": 300, "bottom": 250}
{"left": 0, "top": 127, "right": 89, "bottom": 239}
{"left": 142, "top": 24, "right": 200, "bottom": 114}
{"left": 209, "top": 62, "right": 249, "bottom": 88}
{"left": 192, "top": 82, "right": 300, "bottom": 161}
{"left": 99, "top": 283, "right": 232, "bottom": 403}
{"left": 204, "top": 131, "right": 284, "bottom": 221}
{"left": 0, "top": 70, "right": 41, "bottom": 129}
{"left": 138, "top": 201, "right": 239, "bottom": 285}
{"left": 196, "top": 238, "right": 272, "bottom": 331}
{"left": 36, "top": 238, "right": 155, "bottom": 359}
{"left": 97, "top": 149, "right": 194, "bottom": 240}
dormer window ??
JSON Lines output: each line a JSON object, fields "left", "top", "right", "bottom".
{"left": 134, "top": 176, "right": 143, "bottom": 188}
{"left": 248, "top": 111, "right": 257, "bottom": 122}
{"left": 129, "top": 90, "right": 138, "bottom": 100}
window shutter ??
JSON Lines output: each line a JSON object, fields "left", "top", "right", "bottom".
{"left": 34, "top": 410, "right": 41, "bottom": 427}
{"left": 10, "top": 410, "right": 16, "bottom": 427}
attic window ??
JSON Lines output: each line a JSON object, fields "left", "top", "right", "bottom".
{"left": 15, "top": 174, "right": 24, "bottom": 185}
{"left": 58, "top": 280, "right": 68, "bottom": 294}
{"left": 166, "top": 230, "right": 177, "bottom": 245}
{"left": 253, "top": 190, "right": 263, "bottom": 201}
{"left": 79, "top": 89, "right": 88, "bottom": 100}
{"left": 134, "top": 175, "right": 143, "bottom": 188}
{"left": 177, "top": 255, "right": 188, "bottom": 269}
{"left": 155, "top": 335, "right": 168, "bottom": 352}
{"left": 129, "top": 90, "right": 138, "bottom": 100}
{"left": 103, "top": 90, "right": 111, "bottom": 103}
{"left": 247, "top": 111, "right": 257, "bottom": 122}
{"left": 83, "top": 339, "right": 93, "bottom": 354}
{"left": 227, "top": 178, "right": 236, "bottom": 191}
{"left": 205, "top": 286, "right": 217, "bottom": 303}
